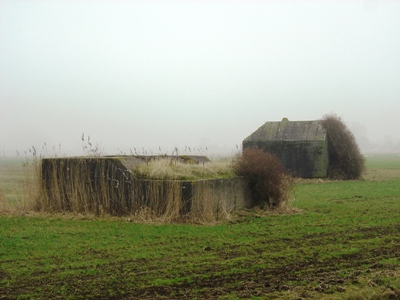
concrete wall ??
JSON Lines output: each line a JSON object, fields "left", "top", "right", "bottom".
{"left": 243, "top": 139, "right": 328, "bottom": 178}
{"left": 190, "top": 177, "right": 251, "bottom": 214}
{"left": 40, "top": 157, "right": 251, "bottom": 217}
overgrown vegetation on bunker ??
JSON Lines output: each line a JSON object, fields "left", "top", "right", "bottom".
{"left": 3, "top": 134, "right": 298, "bottom": 222}
{"left": 131, "top": 158, "right": 236, "bottom": 180}
{"left": 321, "top": 114, "right": 365, "bottom": 180}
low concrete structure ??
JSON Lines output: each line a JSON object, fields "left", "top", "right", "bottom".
{"left": 243, "top": 118, "right": 328, "bottom": 178}
{"left": 40, "top": 156, "right": 251, "bottom": 217}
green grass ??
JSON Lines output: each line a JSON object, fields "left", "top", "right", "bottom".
{"left": 0, "top": 158, "right": 36, "bottom": 213}
{"left": 0, "top": 155, "right": 400, "bottom": 299}
{"left": 0, "top": 158, "right": 29, "bottom": 201}
{"left": 364, "top": 153, "right": 400, "bottom": 169}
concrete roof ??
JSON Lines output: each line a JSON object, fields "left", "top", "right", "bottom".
{"left": 244, "top": 118, "right": 327, "bottom": 142}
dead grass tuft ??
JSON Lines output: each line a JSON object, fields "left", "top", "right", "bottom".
{"left": 132, "top": 158, "right": 235, "bottom": 180}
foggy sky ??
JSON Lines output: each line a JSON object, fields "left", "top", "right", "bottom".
{"left": 1, "top": 1, "right": 400, "bottom": 157}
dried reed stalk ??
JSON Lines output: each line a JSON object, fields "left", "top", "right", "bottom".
{"left": 36, "top": 158, "right": 244, "bottom": 223}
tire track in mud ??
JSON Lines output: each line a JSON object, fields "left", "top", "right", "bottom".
{"left": 1, "top": 226, "right": 399, "bottom": 299}
{"left": 125, "top": 243, "right": 400, "bottom": 299}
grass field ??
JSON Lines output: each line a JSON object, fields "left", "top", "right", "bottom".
{"left": 0, "top": 154, "right": 399, "bottom": 299}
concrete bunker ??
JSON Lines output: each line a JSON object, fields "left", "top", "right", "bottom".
{"left": 243, "top": 118, "right": 329, "bottom": 178}
{"left": 40, "top": 156, "right": 251, "bottom": 217}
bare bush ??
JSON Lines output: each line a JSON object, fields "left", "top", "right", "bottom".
{"left": 321, "top": 114, "right": 365, "bottom": 180}
{"left": 233, "top": 148, "right": 293, "bottom": 208}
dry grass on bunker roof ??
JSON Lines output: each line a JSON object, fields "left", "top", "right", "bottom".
{"left": 131, "top": 158, "right": 236, "bottom": 180}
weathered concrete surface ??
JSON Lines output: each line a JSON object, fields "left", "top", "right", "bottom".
{"left": 190, "top": 177, "right": 250, "bottom": 214}
{"left": 40, "top": 156, "right": 251, "bottom": 217}
{"left": 243, "top": 118, "right": 328, "bottom": 178}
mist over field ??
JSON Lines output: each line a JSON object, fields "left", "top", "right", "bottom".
{"left": 1, "top": 1, "right": 399, "bottom": 157}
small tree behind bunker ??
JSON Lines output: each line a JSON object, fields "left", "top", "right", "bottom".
{"left": 321, "top": 114, "right": 365, "bottom": 180}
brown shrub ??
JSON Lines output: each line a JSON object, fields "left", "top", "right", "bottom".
{"left": 321, "top": 114, "right": 365, "bottom": 180}
{"left": 233, "top": 148, "right": 293, "bottom": 208}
